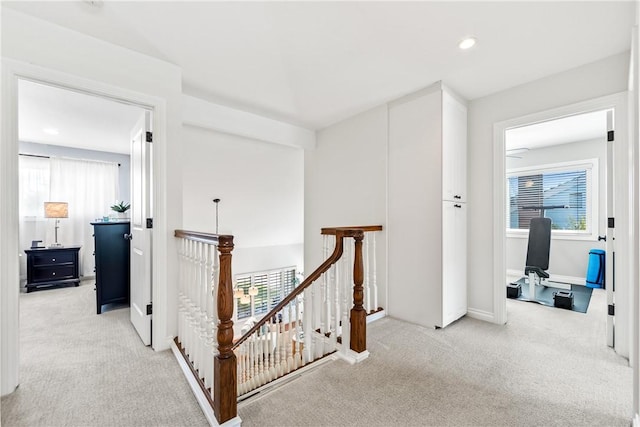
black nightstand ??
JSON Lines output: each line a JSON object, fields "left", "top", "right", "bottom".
{"left": 24, "top": 246, "right": 81, "bottom": 293}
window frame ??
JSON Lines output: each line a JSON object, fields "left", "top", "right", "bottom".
{"left": 506, "top": 158, "right": 599, "bottom": 241}
{"left": 234, "top": 266, "right": 297, "bottom": 321}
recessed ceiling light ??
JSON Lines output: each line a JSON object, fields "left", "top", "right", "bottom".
{"left": 43, "top": 128, "right": 59, "bottom": 135}
{"left": 458, "top": 37, "right": 477, "bottom": 50}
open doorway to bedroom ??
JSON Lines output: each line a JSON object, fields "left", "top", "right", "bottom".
{"left": 17, "top": 78, "right": 152, "bottom": 338}
{"left": 502, "top": 106, "right": 617, "bottom": 350}
{"left": 18, "top": 79, "right": 140, "bottom": 291}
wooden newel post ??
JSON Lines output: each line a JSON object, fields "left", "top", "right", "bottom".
{"left": 350, "top": 231, "right": 366, "bottom": 353}
{"left": 213, "top": 235, "right": 237, "bottom": 424}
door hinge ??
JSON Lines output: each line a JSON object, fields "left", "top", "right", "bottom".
{"left": 607, "top": 130, "right": 614, "bottom": 142}
{"left": 146, "top": 304, "right": 153, "bottom": 315}
{"left": 608, "top": 217, "right": 615, "bottom": 228}
{"left": 146, "top": 218, "right": 153, "bottom": 229}
{"left": 146, "top": 131, "right": 153, "bottom": 143}
{"left": 608, "top": 304, "right": 615, "bottom": 316}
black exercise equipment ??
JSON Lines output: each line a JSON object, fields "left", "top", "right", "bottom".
{"left": 507, "top": 217, "right": 552, "bottom": 302}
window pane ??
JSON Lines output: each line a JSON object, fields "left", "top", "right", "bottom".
{"left": 268, "top": 272, "right": 282, "bottom": 310}
{"left": 236, "top": 275, "right": 252, "bottom": 319}
{"left": 508, "top": 169, "right": 587, "bottom": 231}
{"left": 253, "top": 274, "right": 269, "bottom": 316}
{"left": 235, "top": 267, "right": 297, "bottom": 322}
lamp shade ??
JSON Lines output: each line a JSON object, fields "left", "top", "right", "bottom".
{"left": 44, "top": 202, "right": 68, "bottom": 218}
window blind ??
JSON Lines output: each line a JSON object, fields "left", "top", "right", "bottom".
{"left": 508, "top": 169, "right": 588, "bottom": 231}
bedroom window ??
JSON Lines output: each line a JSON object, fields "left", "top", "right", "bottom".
{"left": 507, "top": 159, "right": 598, "bottom": 238}
{"left": 235, "top": 267, "right": 297, "bottom": 320}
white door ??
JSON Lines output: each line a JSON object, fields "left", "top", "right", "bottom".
{"left": 130, "top": 111, "right": 152, "bottom": 345}
{"left": 605, "top": 109, "right": 615, "bottom": 348}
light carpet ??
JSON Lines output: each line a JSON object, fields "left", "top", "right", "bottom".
{"left": 1, "top": 282, "right": 207, "bottom": 427}
{"left": 1, "top": 283, "right": 632, "bottom": 426}
{"left": 239, "top": 288, "right": 631, "bottom": 426}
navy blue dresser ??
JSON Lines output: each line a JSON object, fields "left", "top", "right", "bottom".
{"left": 91, "top": 221, "right": 130, "bottom": 314}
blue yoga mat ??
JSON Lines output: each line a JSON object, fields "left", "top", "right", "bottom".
{"left": 509, "top": 278, "right": 593, "bottom": 313}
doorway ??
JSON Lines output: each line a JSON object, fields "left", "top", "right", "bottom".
{"left": 17, "top": 78, "right": 153, "bottom": 344}
{"left": 493, "top": 92, "right": 631, "bottom": 359}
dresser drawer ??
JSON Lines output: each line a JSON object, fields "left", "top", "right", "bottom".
{"left": 31, "top": 251, "right": 76, "bottom": 266}
{"left": 31, "top": 265, "right": 76, "bottom": 282}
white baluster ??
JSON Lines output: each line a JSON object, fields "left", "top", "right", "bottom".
{"left": 280, "top": 321, "right": 288, "bottom": 375}
{"left": 303, "top": 287, "right": 312, "bottom": 364}
{"left": 267, "top": 320, "right": 276, "bottom": 380}
{"left": 372, "top": 231, "right": 378, "bottom": 312}
{"left": 365, "top": 233, "right": 371, "bottom": 314}
{"left": 294, "top": 297, "right": 303, "bottom": 369}
{"left": 286, "top": 304, "right": 294, "bottom": 371}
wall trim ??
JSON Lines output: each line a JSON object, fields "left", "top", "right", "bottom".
{"left": 466, "top": 308, "right": 496, "bottom": 324}
{"left": 182, "top": 94, "right": 316, "bottom": 150}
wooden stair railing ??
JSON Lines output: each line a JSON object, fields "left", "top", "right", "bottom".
{"left": 173, "top": 230, "right": 237, "bottom": 425}
{"left": 173, "top": 225, "right": 382, "bottom": 425}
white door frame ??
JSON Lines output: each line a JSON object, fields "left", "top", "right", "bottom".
{"left": 1, "top": 59, "right": 166, "bottom": 395}
{"left": 493, "top": 92, "right": 632, "bottom": 359}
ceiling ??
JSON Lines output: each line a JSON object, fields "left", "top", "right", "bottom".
{"left": 506, "top": 110, "right": 608, "bottom": 153}
{"left": 2, "top": 1, "right": 635, "bottom": 129}
{"left": 4, "top": 1, "right": 634, "bottom": 132}
{"left": 19, "top": 80, "right": 143, "bottom": 154}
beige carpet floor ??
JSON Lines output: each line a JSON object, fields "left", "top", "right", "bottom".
{"left": 1, "top": 282, "right": 632, "bottom": 426}
{"left": 238, "top": 287, "right": 632, "bottom": 426}
{"left": 1, "top": 282, "right": 207, "bottom": 427}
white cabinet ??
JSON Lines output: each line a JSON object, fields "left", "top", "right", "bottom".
{"left": 442, "top": 201, "right": 467, "bottom": 326}
{"left": 387, "top": 82, "right": 467, "bottom": 329}
{"left": 442, "top": 91, "right": 467, "bottom": 203}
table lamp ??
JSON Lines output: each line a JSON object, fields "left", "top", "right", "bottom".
{"left": 44, "top": 202, "right": 68, "bottom": 247}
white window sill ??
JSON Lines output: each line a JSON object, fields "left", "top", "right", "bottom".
{"left": 507, "top": 230, "right": 599, "bottom": 242}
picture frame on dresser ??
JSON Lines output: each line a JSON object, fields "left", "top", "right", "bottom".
{"left": 91, "top": 221, "right": 131, "bottom": 314}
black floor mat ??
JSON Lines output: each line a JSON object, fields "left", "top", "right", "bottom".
{"left": 508, "top": 278, "right": 593, "bottom": 313}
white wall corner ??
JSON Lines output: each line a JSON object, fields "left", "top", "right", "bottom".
{"left": 182, "top": 95, "right": 316, "bottom": 150}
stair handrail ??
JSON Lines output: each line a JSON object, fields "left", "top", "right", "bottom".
{"left": 174, "top": 229, "right": 230, "bottom": 245}
{"left": 231, "top": 228, "right": 363, "bottom": 350}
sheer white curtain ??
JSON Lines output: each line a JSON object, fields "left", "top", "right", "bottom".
{"left": 49, "top": 157, "right": 119, "bottom": 277}
{"left": 18, "top": 156, "right": 51, "bottom": 280}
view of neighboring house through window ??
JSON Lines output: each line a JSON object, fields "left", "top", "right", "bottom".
{"left": 507, "top": 159, "right": 597, "bottom": 234}
{"left": 236, "top": 267, "right": 297, "bottom": 320}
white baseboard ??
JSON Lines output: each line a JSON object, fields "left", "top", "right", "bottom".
{"left": 466, "top": 308, "right": 495, "bottom": 323}
{"left": 170, "top": 340, "right": 242, "bottom": 427}
{"left": 633, "top": 413, "right": 640, "bottom": 427}
{"left": 367, "top": 309, "right": 386, "bottom": 323}
{"left": 336, "top": 348, "right": 370, "bottom": 365}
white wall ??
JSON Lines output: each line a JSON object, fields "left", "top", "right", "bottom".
{"left": 2, "top": 7, "right": 183, "bottom": 394}
{"left": 505, "top": 138, "right": 607, "bottom": 280}
{"left": 467, "top": 52, "right": 629, "bottom": 317}
{"left": 305, "top": 105, "right": 387, "bottom": 308}
{"left": 182, "top": 125, "right": 304, "bottom": 276}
